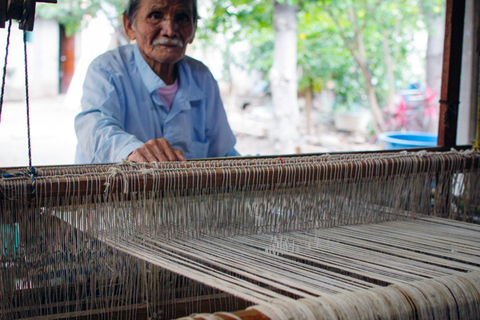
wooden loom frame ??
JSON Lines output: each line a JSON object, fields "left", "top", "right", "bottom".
{"left": 0, "top": 146, "right": 478, "bottom": 204}
{"left": 1, "top": 0, "right": 479, "bottom": 319}
{"left": 0, "top": 0, "right": 475, "bottom": 200}
{"left": 0, "top": 0, "right": 475, "bottom": 202}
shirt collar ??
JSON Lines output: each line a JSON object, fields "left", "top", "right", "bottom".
{"left": 133, "top": 43, "right": 205, "bottom": 102}
{"left": 134, "top": 44, "right": 166, "bottom": 94}
{"left": 175, "top": 57, "right": 205, "bottom": 102}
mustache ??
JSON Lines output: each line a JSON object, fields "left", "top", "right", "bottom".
{"left": 153, "top": 38, "right": 184, "bottom": 48}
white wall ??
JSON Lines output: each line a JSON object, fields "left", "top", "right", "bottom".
{"left": 0, "top": 18, "right": 59, "bottom": 100}
{"left": 63, "top": 13, "right": 115, "bottom": 109}
{"left": 29, "top": 19, "right": 60, "bottom": 98}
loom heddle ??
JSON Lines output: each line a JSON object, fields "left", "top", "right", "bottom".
{"left": 1, "top": 150, "right": 480, "bottom": 319}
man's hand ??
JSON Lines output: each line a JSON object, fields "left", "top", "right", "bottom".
{"left": 127, "top": 138, "right": 186, "bottom": 163}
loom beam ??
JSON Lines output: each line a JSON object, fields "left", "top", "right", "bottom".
{"left": 1, "top": 152, "right": 479, "bottom": 208}
{"left": 189, "top": 272, "right": 480, "bottom": 320}
{"left": 1, "top": 151, "right": 480, "bottom": 319}
{"left": 213, "top": 309, "right": 269, "bottom": 320}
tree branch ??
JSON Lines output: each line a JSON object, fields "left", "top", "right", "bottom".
{"left": 324, "top": 6, "right": 356, "bottom": 52}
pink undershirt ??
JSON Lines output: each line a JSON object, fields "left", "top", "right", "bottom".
{"left": 157, "top": 79, "right": 179, "bottom": 112}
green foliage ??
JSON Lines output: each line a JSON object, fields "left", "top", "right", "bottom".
{"left": 203, "top": 0, "right": 444, "bottom": 113}
{"left": 203, "top": 0, "right": 272, "bottom": 42}
{"left": 36, "top": 0, "right": 124, "bottom": 36}
{"left": 197, "top": 0, "right": 275, "bottom": 79}
{"left": 308, "top": 0, "right": 419, "bottom": 108}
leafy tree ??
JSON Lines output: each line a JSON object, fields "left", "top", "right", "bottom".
{"left": 205, "top": 0, "right": 445, "bottom": 136}
{"left": 206, "top": 0, "right": 301, "bottom": 153}
{"left": 312, "top": 0, "right": 419, "bottom": 133}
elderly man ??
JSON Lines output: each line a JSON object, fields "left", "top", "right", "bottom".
{"left": 74, "top": 0, "right": 239, "bottom": 163}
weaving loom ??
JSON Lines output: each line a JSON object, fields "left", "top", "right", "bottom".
{"left": 1, "top": 150, "right": 480, "bottom": 319}
{"left": 1, "top": 0, "right": 480, "bottom": 318}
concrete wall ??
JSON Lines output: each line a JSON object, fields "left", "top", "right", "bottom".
{"left": 0, "top": 18, "right": 59, "bottom": 100}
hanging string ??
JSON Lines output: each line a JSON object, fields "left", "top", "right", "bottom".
{"left": 22, "top": 6, "right": 38, "bottom": 197}
{"left": 22, "top": 1, "right": 33, "bottom": 167}
{"left": 0, "top": 20, "right": 13, "bottom": 125}
{"left": 0, "top": 2, "right": 38, "bottom": 198}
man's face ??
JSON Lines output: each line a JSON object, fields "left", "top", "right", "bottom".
{"left": 125, "top": 0, "right": 196, "bottom": 69}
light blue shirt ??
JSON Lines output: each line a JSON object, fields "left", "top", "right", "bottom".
{"left": 75, "top": 43, "right": 238, "bottom": 164}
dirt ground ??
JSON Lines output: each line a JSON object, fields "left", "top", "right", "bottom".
{"left": 0, "top": 95, "right": 379, "bottom": 168}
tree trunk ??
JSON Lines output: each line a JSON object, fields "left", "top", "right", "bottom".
{"left": 383, "top": 30, "right": 396, "bottom": 113}
{"left": 357, "top": 61, "right": 385, "bottom": 135}
{"left": 347, "top": 7, "right": 386, "bottom": 135}
{"left": 304, "top": 77, "right": 314, "bottom": 135}
{"left": 270, "top": 0, "right": 300, "bottom": 154}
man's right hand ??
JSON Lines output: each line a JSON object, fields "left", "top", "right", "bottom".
{"left": 127, "top": 138, "right": 186, "bottom": 163}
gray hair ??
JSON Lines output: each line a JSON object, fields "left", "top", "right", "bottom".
{"left": 125, "top": 0, "right": 198, "bottom": 26}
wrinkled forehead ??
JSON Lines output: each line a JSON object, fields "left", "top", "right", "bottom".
{"left": 141, "top": 0, "right": 193, "bottom": 11}
{"left": 126, "top": 0, "right": 197, "bottom": 24}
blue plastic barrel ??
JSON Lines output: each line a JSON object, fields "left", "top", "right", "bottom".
{"left": 378, "top": 131, "right": 438, "bottom": 150}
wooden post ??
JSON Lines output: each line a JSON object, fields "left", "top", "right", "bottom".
{"left": 60, "top": 26, "right": 76, "bottom": 94}
{"left": 438, "top": 0, "right": 466, "bottom": 147}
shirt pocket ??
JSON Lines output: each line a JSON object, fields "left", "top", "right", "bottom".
{"left": 190, "top": 102, "right": 207, "bottom": 142}
{"left": 187, "top": 140, "right": 209, "bottom": 159}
